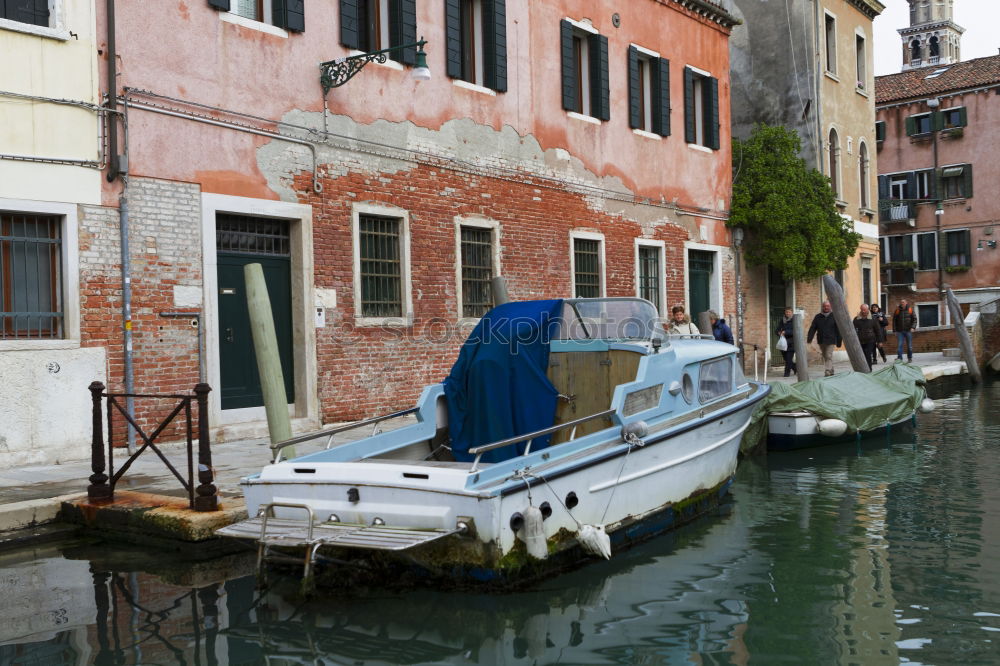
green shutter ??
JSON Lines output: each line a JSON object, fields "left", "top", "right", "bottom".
{"left": 628, "top": 47, "right": 641, "bottom": 129}
{"left": 683, "top": 68, "right": 696, "bottom": 143}
{"left": 340, "top": 0, "right": 360, "bottom": 49}
{"left": 932, "top": 110, "right": 944, "bottom": 131}
{"left": 444, "top": 0, "right": 462, "bottom": 78}
{"left": 706, "top": 76, "right": 720, "bottom": 149}
{"left": 877, "top": 175, "right": 889, "bottom": 222}
{"left": 905, "top": 115, "right": 916, "bottom": 136}
{"left": 957, "top": 106, "right": 968, "bottom": 128}
{"left": 482, "top": 0, "right": 507, "bottom": 92}
{"left": 560, "top": 20, "right": 576, "bottom": 111}
{"left": 208, "top": 0, "right": 231, "bottom": 10}
{"left": 653, "top": 57, "right": 671, "bottom": 137}
{"left": 389, "top": 0, "right": 418, "bottom": 65}
{"left": 963, "top": 163, "right": 973, "bottom": 198}
{"left": 875, "top": 120, "right": 885, "bottom": 142}
{"left": 589, "top": 33, "right": 610, "bottom": 121}
{"left": 272, "top": 0, "right": 304, "bottom": 32}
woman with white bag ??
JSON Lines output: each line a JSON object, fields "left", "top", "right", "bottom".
{"left": 775, "top": 307, "right": 796, "bottom": 377}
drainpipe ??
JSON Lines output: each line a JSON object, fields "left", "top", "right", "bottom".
{"left": 928, "top": 98, "right": 943, "bottom": 304}
{"left": 106, "top": 0, "right": 119, "bottom": 182}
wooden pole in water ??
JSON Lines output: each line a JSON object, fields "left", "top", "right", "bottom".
{"left": 945, "top": 288, "right": 982, "bottom": 383}
{"left": 792, "top": 312, "right": 810, "bottom": 382}
{"left": 821, "top": 274, "right": 870, "bottom": 373}
{"left": 698, "top": 312, "right": 712, "bottom": 338}
{"left": 491, "top": 276, "right": 510, "bottom": 305}
{"left": 244, "top": 263, "right": 294, "bottom": 457}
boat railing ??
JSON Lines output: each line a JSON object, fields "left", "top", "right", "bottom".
{"left": 467, "top": 408, "right": 617, "bottom": 472}
{"left": 271, "top": 407, "right": 421, "bottom": 462}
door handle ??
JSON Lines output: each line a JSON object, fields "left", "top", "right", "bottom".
{"left": 225, "top": 327, "right": 234, "bottom": 343}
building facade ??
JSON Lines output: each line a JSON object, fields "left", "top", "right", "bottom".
{"left": 875, "top": 54, "right": 1000, "bottom": 345}
{"left": 728, "top": 0, "right": 883, "bottom": 362}
{"left": 0, "top": 1, "right": 107, "bottom": 465}
{"left": 0, "top": 0, "right": 742, "bottom": 460}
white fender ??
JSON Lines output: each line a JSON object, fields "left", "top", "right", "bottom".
{"left": 577, "top": 524, "right": 612, "bottom": 560}
{"left": 817, "top": 418, "right": 848, "bottom": 437}
{"left": 919, "top": 398, "right": 935, "bottom": 413}
{"left": 521, "top": 506, "right": 548, "bottom": 560}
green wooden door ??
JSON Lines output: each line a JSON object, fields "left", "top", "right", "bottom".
{"left": 217, "top": 254, "right": 295, "bottom": 410}
{"left": 688, "top": 250, "right": 714, "bottom": 322}
{"left": 768, "top": 265, "right": 789, "bottom": 362}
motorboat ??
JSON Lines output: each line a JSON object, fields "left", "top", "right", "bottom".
{"left": 218, "top": 298, "right": 770, "bottom": 588}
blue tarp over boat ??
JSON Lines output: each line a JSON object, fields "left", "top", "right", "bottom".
{"left": 444, "top": 300, "right": 563, "bottom": 464}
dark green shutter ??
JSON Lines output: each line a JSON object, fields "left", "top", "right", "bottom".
{"left": 683, "top": 68, "right": 696, "bottom": 143}
{"left": 273, "top": 0, "right": 304, "bottom": 32}
{"left": 877, "top": 175, "right": 889, "bottom": 222}
{"left": 482, "top": 0, "right": 507, "bottom": 92}
{"left": 705, "top": 76, "right": 720, "bottom": 149}
{"left": 875, "top": 120, "right": 885, "bottom": 142}
{"left": 589, "top": 33, "right": 610, "bottom": 121}
{"left": 932, "top": 110, "right": 944, "bottom": 131}
{"left": 560, "top": 20, "right": 576, "bottom": 111}
{"left": 445, "top": 0, "right": 462, "bottom": 79}
{"left": 340, "top": 0, "right": 360, "bottom": 49}
{"left": 628, "top": 47, "right": 641, "bottom": 129}
{"left": 963, "top": 163, "right": 973, "bottom": 198}
{"left": 389, "top": 0, "right": 417, "bottom": 64}
{"left": 653, "top": 58, "right": 670, "bottom": 137}
{"left": 904, "top": 115, "right": 916, "bottom": 137}
{"left": 957, "top": 106, "right": 968, "bottom": 127}
{"left": 905, "top": 171, "right": 917, "bottom": 199}
{"left": 923, "top": 168, "right": 937, "bottom": 199}
{"left": 208, "top": 0, "right": 231, "bottom": 10}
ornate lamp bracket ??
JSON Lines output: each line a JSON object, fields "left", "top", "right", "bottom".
{"left": 320, "top": 39, "right": 428, "bottom": 95}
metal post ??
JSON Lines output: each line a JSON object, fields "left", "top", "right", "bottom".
{"left": 88, "top": 381, "right": 113, "bottom": 503}
{"left": 946, "top": 288, "right": 982, "bottom": 383}
{"left": 194, "top": 383, "right": 219, "bottom": 511}
{"left": 120, "top": 192, "right": 136, "bottom": 454}
{"left": 822, "top": 274, "right": 870, "bottom": 373}
{"left": 491, "top": 275, "right": 510, "bottom": 305}
{"left": 792, "top": 313, "right": 810, "bottom": 382}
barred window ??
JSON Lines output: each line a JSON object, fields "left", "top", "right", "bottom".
{"left": 1, "top": 212, "right": 63, "bottom": 339}
{"left": 573, "top": 238, "right": 601, "bottom": 298}
{"left": 637, "top": 245, "right": 661, "bottom": 313}
{"left": 216, "top": 214, "right": 290, "bottom": 256}
{"left": 460, "top": 226, "right": 493, "bottom": 318}
{"left": 359, "top": 215, "right": 402, "bottom": 317}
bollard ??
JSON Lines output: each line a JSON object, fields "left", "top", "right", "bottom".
{"left": 491, "top": 276, "right": 511, "bottom": 306}
{"left": 792, "top": 313, "right": 810, "bottom": 382}
{"left": 88, "top": 381, "right": 113, "bottom": 503}
{"left": 946, "top": 288, "right": 982, "bottom": 384}
{"left": 822, "top": 275, "right": 870, "bottom": 373}
{"left": 193, "top": 383, "right": 219, "bottom": 511}
{"left": 698, "top": 312, "right": 713, "bottom": 339}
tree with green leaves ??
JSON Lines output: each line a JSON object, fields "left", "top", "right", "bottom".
{"left": 730, "top": 124, "right": 860, "bottom": 281}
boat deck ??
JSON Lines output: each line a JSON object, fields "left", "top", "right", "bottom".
{"left": 217, "top": 517, "right": 463, "bottom": 552}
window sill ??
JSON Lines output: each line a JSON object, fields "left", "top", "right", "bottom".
{"left": 686, "top": 143, "right": 713, "bottom": 153}
{"left": 567, "top": 111, "right": 601, "bottom": 125}
{"left": 219, "top": 12, "right": 288, "bottom": 38}
{"left": 633, "top": 129, "right": 662, "bottom": 141}
{"left": 348, "top": 50, "right": 404, "bottom": 70}
{"left": 354, "top": 316, "right": 413, "bottom": 328}
{"left": 0, "top": 18, "right": 70, "bottom": 41}
{"left": 0, "top": 339, "right": 80, "bottom": 352}
{"left": 453, "top": 79, "right": 497, "bottom": 96}
{"left": 824, "top": 70, "right": 840, "bottom": 83}
{"left": 860, "top": 207, "right": 876, "bottom": 217}
{"left": 855, "top": 86, "right": 869, "bottom": 98}
{"left": 835, "top": 199, "right": 848, "bottom": 209}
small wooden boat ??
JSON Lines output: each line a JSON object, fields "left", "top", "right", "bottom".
{"left": 218, "top": 298, "right": 769, "bottom": 588}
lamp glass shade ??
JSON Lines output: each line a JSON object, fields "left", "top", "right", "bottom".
{"left": 412, "top": 49, "right": 431, "bottom": 81}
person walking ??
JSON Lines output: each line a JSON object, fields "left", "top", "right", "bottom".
{"left": 708, "top": 310, "right": 734, "bottom": 345}
{"left": 853, "top": 304, "right": 878, "bottom": 370}
{"left": 870, "top": 303, "right": 888, "bottom": 363}
{"left": 807, "top": 300, "right": 842, "bottom": 376}
{"left": 775, "top": 307, "right": 796, "bottom": 377}
{"left": 892, "top": 298, "right": 917, "bottom": 362}
{"left": 667, "top": 304, "right": 700, "bottom": 336}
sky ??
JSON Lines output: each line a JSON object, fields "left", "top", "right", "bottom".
{"left": 873, "top": 0, "right": 1000, "bottom": 75}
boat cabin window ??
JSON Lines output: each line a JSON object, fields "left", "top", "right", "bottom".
{"left": 556, "top": 298, "right": 665, "bottom": 341}
{"left": 699, "top": 357, "right": 733, "bottom": 403}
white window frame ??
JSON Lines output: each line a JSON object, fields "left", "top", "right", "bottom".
{"left": 565, "top": 17, "right": 598, "bottom": 119}
{"left": 916, "top": 302, "right": 940, "bottom": 328}
{"left": 569, "top": 230, "right": 606, "bottom": 298}
{"left": 858, "top": 140, "right": 870, "bottom": 210}
{"left": 685, "top": 65, "right": 715, "bottom": 151}
{"left": 634, "top": 239, "right": 666, "bottom": 315}
{"left": 631, "top": 44, "right": 660, "bottom": 135}
{"left": 454, "top": 216, "right": 501, "bottom": 322}
{"left": 457, "top": 0, "right": 485, "bottom": 86}
{"left": 683, "top": 241, "right": 723, "bottom": 319}
{"left": 220, "top": 2, "right": 289, "bottom": 38}
{"left": 0, "top": 198, "right": 79, "bottom": 351}
{"left": 855, "top": 29, "right": 867, "bottom": 90}
{"left": 824, "top": 11, "right": 838, "bottom": 76}
{"left": 828, "top": 127, "right": 841, "bottom": 198}
{"left": 352, "top": 202, "right": 413, "bottom": 327}
{"left": 0, "top": 0, "right": 70, "bottom": 41}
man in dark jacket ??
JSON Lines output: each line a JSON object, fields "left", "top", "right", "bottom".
{"left": 708, "top": 310, "right": 734, "bottom": 345}
{"left": 892, "top": 298, "right": 917, "bottom": 362}
{"left": 853, "top": 304, "right": 877, "bottom": 369}
{"left": 807, "top": 300, "right": 841, "bottom": 376}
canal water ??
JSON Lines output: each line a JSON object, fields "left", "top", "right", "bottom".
{"left": 2, "top": 379, "right": 998, "bottom": 665}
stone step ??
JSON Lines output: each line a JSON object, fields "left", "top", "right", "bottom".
{"left": 942, "top": 347, "right": 962, "bottom": 358}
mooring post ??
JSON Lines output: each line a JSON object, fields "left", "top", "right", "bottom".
{"left": 698, "top": 312, "right": 712, "bottom": 338}
{"left": 946, "top": 288, "right": 983, "bottom": 384}
{"left": 491, "top": 275, "right": 510, "bottom": 305}
{"left": 822, "top": 275, "right": 870, "bottom": 373}
{"left": 194, "top": 382, "right": 219, "bottom": 511}
{"left": 88, "top": 381, "right": 113, "bottom": 503}
{"left": 792, "top": 312, "right": 810, "bottom": 382}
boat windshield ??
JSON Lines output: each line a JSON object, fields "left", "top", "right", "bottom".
{"left": 556, "top": 298, "right": 667, "bottom": 341}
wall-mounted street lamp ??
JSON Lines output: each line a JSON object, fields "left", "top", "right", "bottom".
{"left": 320, "top": 38, "right": 430, "bottom": 95}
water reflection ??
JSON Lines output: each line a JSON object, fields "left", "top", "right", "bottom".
{"left": 1, "top": 380, "right": 998, "bottom": 664}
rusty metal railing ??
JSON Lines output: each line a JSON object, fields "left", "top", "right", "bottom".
{"left": 87, "top": 381, "right": 219, "bottom": 511}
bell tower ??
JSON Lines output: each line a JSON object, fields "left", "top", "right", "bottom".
{"left": 899, "top": 0, "right": 965, "bottom": 71}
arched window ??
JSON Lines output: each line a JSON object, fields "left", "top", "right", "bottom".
{"left": 859, "top": 142, "right": 870, "bottom": 209}
{"left": 829, "top": 128, "right": 840, "bottom": 198}
{"left": 930, "top": 36, "right": 940, "bottom": 57}
{"left": 911, "top": 39, "right": 922, "bottom": 61}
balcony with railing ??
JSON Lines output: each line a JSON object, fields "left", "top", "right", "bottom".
{"left": 880, "top": 200, "right": 916, "bottom": 224}
{"left": 883, "top": 265, "right": 916, "bottom": 287}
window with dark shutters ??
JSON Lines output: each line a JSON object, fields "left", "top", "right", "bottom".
{"left": 628, "top": 47, "right": 642, "bottom": 129}
{"left": 944, "top": 229, "right": 971, "bottom": 267}
{"left": 875, "top": 120, "right": 886, "bottom": 143}
{"left": 273, "top": 0, "right": 305, "bottom": 32}
{"left": 684, "top": 67, "right": 717, "bottom": 149}
{"left": 482, "top": 0, "right": 507, "bottom": 92}
{"left": 560, "top": 20, "right": 577, "bottom": 112}
{"left": 652, "top": 58, "right": 670, "bottom": 137}
{"left": 589, "top": 33, "right": 610, "bottom": 121}
{"left": 560, "top": 20, "right": 608, "bottom": 120}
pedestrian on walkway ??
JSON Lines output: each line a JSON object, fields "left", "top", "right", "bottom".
{"left": 667, "top": 304, "right": 700, "bottom": 336}
{"left": 807, "top": 300, "right": 842, "bottom": 376}
{"left": 870, "top": 303, "right": 888, "bottom": 363}
{"left": 892, "top": 298, "right": 917, "bottom": 362}
{"left": 853, "top": 304, "right": 877, "bottom": 370}
{"left": 708, "top": 310, "right": 734, "bottom": 345}
{"left": 775, "top": 307, "right": 797, "bottom": 377}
